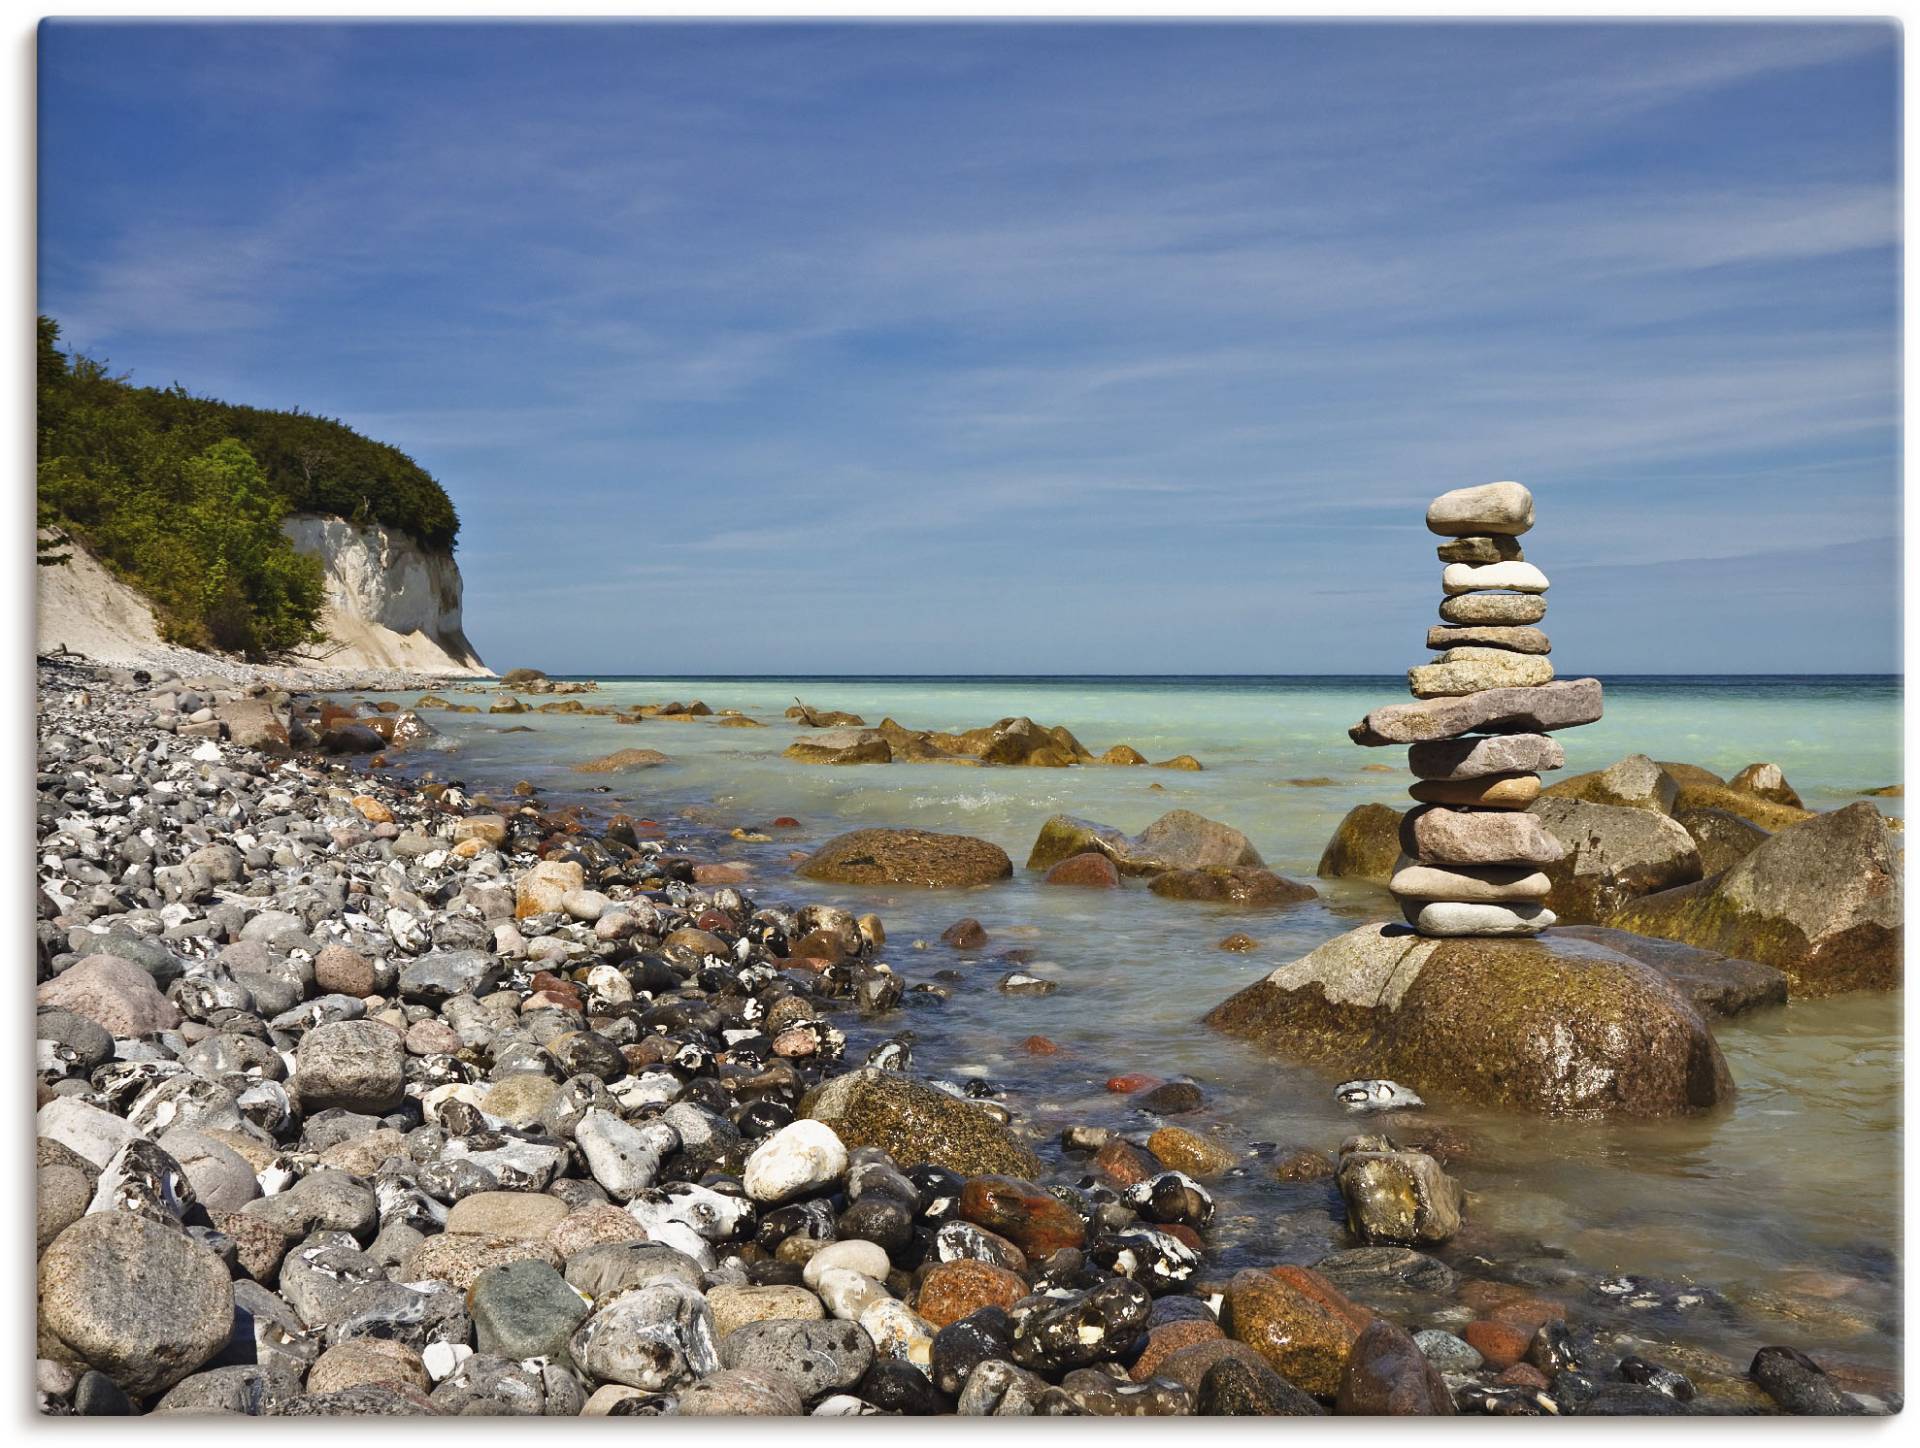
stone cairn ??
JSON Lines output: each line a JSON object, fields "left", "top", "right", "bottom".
{"left": 1348, "top": 480, "right": 1604, "bottom": 938}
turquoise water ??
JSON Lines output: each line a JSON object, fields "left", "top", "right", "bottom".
{"left": 371, "top": 673, "right": 1903, "bottom": 1390}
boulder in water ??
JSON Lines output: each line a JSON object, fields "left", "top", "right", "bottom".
{"left": 1314, "top": 803, "right": 1404, "bottom": 885}
{"left": 1526, "top": 797, "right": 1703, "bottom": 922}
{"left": 1608, "top": 803, "right": 1900, "bottom": 995}
{"left": 801, "top": 1068, "right": 1042, "bottom": 1178}
{"left": 1204, "top": 923, "right": 1732, "bottom": 1116}
{"left": 1026, "top": 809, "right": 1264, "bottom": 877}
{"left": 797, "top": 829, "right": 1012, "bottom": 888}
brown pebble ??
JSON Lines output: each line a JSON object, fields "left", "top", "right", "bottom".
{"left": 1463, "top": 1319, "right": 1530, "bottom": 1369}
{"left": 1129, "top": 1318, "right": 1224, "bottom": 1381}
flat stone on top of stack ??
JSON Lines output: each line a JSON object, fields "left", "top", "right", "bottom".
{"left": 1348, "top": 480, "right": 1604, "bottom": 939}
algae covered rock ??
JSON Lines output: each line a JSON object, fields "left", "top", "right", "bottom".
{"left": 1540, "top": 754, "right": 1678, "bottom": 814}
{"left": 1728, "top": 762, "right": 1804, "bottom": 808}
{"left": 1673, "top": 807, "right": 1772, "bottom": 876}
{"left": 1608, "top": 803, "right": 1900, "bottom": 996}
{"left": 1148, "top": 867, "right": 1316, "bottom": 906}
{"left": 1527, "top": 797, "right": 1703, "bottom": 923}
{"left": 1026, "top": 809, "right": 1264, "bottom": 877}
{"left": 802, "top": 1068, "right": 1042, "bottom": 1178}
{"left": 1205, "top": 923, "right": 1732, "bottom": 1116}
{"left": 1550, "top": 925, "right": 1787, "bottom": 1018}
{"left": 1315, "top": 803, "right": 1404, "bottom": 885}
{"left": 1223, "top": 1266, "right": 1373, "bottom": 1397}
{"left": 797, "top": 829, "right": 1012, "bottom": 888}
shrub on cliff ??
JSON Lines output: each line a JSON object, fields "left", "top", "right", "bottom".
{"left": 37, "top": 315, "right": 457, "bottom": 656}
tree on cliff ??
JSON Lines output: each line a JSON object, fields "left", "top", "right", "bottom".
{"left": 36, "top": 315, "right": 457, "bottom": 658}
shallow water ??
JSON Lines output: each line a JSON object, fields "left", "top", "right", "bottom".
{"left": 372, "top": 674, "right": 1903, "bottom": 1390}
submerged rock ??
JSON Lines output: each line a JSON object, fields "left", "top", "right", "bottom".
{"left": 1315, "top": 803, "right": 1404, "bottom": 885}
{"left": 1148, "top": 867, "right": 1315, "bottom": 906}
{"left": 1027, "top": 810, "right": 1264, "bottom": 877}
{"left": 1204, "top": 923, "right": 1733, "bottom": 1116}
{"left": 1550, "top": 926, "right": 1786, "bottom": 1017}
{"left": 797, "top": 829, "right": 1013, "bottom": 888}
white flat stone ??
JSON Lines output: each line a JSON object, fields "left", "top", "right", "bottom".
{"left": 1404, "top": 900, "right": 1556, "bottom": 936}
{"left": 1441, "top": 561, "right": 1549, "bottom": 596}
{"left": 1390, "top": 857, "right": 1552, "bottom": 902}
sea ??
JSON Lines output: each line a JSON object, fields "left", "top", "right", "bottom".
{"left": 369, "top": 673, "right": 1904, "bottom": 1388}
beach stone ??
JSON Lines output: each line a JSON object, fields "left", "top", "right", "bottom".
{"left": 445, "top": 1193, "right": 572, "bottom": 1242}
{"left": 1463, "top": 1319, "right": 1530, "bottom": 1369}
{"left": 313, "top": 946, "right": 377, "bottom": 997}
{"left": 1436, "top": 533, "right": 1525, "bottom": 564}
{"left": 1315, "top": 803, "right": 1404, "bottom": 884}
{"left": 1060, "top": 1365, "right": 1192, "bottom": 1415}
{"left": 307, "top": 1339, "right": 430, "bottom": 1396}
{"left": 568, "top": 1280, "right": 718, "bottom": 1391}
{"left": 549, "top": 1203, "right": 648, "bottom": 1256}
{"left": 783, "top": 730, "right": 892, "bottom": 765}
{"left": 403, "top": 1233, "right": 560, "bottom": 1292}
{"left": 802, "top": 1068, "right": 1043, "bottom": 1178}
{"left": 1193, "top": 1351, "right": 1326, "bottom": 1415}
{"left": 1027, "top": 809, "right": 1264, "bottom": 876}
{"left": 720, "top": 1319, "right": 872, "bottom": 1399}
{"left": 515, "top": 860, "right": 584, "bottom": 919}
{"left": 1313, "top": 1245, "right": 1456, "bottom": 1296}
{"left": 1409, "top": 732, "right": 1564, "bottom": 781}
{"left": 1222, "top": 1266, "right": 1372, "bottom": 1397}
{"left": 1205, "top": 923, "right": 1732, "bottom": 1116}
{"left": 38, "top": 954, "right": 181, "bottom": 1037}
{"left": 1042, "top": 852, "right": 1120, "bottom": 888}
{"left": 1149, "top": 866, "right": 1315, "bottom": 905}
{"left": 1426, "top": 480, "right": 1534, "bottom": 537}
{"left": 38, "top": 1098, "right": 140, "bottom": 1168}
{"left": 1404, "top": 901, "right": 1554, "bottom": 936}
{"left": 1390, "top": 859, "right": 1550, "bottom": 903}
{"left": 157, "top": 1127, "right": 259, "bottom": 1212}
{"left": 744, "top": 1120, "right": 848, "bottom": 1203}
{"left": 1009, "top": 1278, "right": 1150, "bottom": 1374}
{"left": 272, "top": 1383, "right": 438, "bottom": 1415}
{"left": 397, "top": 949, "right": 502, "bottom": 1005}
{"left": 1413, "top": 1329, "right": 1482, "bottom": 1372}
{"left": 1441, "top": 560, "right": 1549, "bottom": 595}
{"left": 680, "top": 1367, "right": 806, "bottom": 1415}
{"left": 39, "top": 1212, "right": 235, "bottom": 1398}
{"left": 294, "top": 1020, "right": 405, "bottom": 1115}
{"left": 1748, "top": 1345, "right": 1867, "bottom": 1415}
{"left": 1130, "top": 1319, "right": 1224, "bottom": 1381}
{"left": 575, "top": 1108, "right": 677, "bottom": 1200}
{"left": 1352, "top": 679, "right": 1601, "bottom": 746}
{"left": 797, "top": 829, "right": 1012, "bottom": 888}
{"left": 940, "top": 918, "right": 988, "bottom": 949}
{"left": 468, "top": 1260, "right": 588, "bottom": 1359}
{"left": 958, "top": 1175, "right": 1086, "bottom": 1255}
{"left": 1550, "top": 926, "right": 1786, "bottom": 1018}
{"left": 1409, "top": 648, "right": 1553, "bottom": 697}
{"left": 1424, "top": 622, "right": 1548, "bottom": 653}
{"left": 1674, "top": 808, "right": 1772, "bottom": 876}
{"left": 1337, "top": 1317, "right": 1456, "bottom": 1414}
{"left": 1437, "top": 592, "right": 1547, "bottom": 625}
{"left": 916, "top": 1260, "right": 1028, "bottom": 1327}
{"left": 707, "top": 1284, "right": 824, "bottom": 1338}
{"left": 1527, "top": 798, "right": 1703, "bottom": 923}
{"left": 1336, "top": 1144, "right": 1463, "bottom": 1245}
{"left": 1729, "top": 763, "right": 1803, "bottom": 808}
{"left": 1145, "top": 1127, "right": 1235, "bottom": 1178}
{"left": 803, "top": 1240, "right": 891, "bottom": 1288}
{"left": 1401, "top": 805, "right": 1567, "bottom": 867}
{"left": 1610, "top": 803, "right": 1900, "bottom": 995}
{"left": 1408, "top": 773, "right": 1540, "bottom": 809}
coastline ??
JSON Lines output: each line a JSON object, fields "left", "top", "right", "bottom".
{"left": 32, "top": 655, "right": 1903, "bottom": 1415}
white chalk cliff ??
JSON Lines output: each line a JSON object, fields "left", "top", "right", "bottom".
{"left": 281, "top": 514, "right": 490, "bottom": 675}
{"left": 37, "top": 515, "right": 490, "bottom": 676}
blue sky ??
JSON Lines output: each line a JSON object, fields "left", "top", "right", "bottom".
{"left": 38, "top": 21, "right": 1901, "bottom": 674}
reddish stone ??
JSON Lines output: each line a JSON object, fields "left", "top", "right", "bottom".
{"left": 1042, "top": 852, "right": 1121, "bottom": 888}
{"left": 1091, "top": 1140, "right": 1157, "bottom": 1187}
{"left": 1272, "top": 1146, "right": 1335, "bottom": 1182}
{"left": 941, "top": 919, "right": 989, "bottom": 950}
{"left": 914, "top": 1259, "right": 1028, "bottom": 1327}
{"left": 1488, "top": 1298, "right": 1566, "bottom": 1336}
{"left": 1463, "top": 1319, "right": 1530, "bottom": 1370}
{"left": 1129, "top": 1318, "right": 1224, "bottom": 1382}
{"left": 1106, "top": 1073, "right": 1162, "bottom": 1093}
{"left": 1498, "top": 1363, "right": 1550, "bottom": 1390}
{"left": 1225, "top": 1266, "right": 1374, "bottom": 1398}
{"left": 956, "top": 1175, "right": 1086, "bottom": 1256}
{"left": 790, "top": 929, "right": 848, "bottom": 963}
{"left": 694, "top": 910, "right": 734, "bottom": 936}
{"left": 1162, "top": 1223, "right": 1204, "bottom": 1251}
{"left": 635, "top": 819, "right": 661, "bottom": 831}
{"left": 1022, "top": 1035, "right": 1062, "bottom": 1056}
{"left": 530, "top": 971, "right": 572, "bottom": 995}
{"left": 693, "top": 863, "right": 750, "bottom": 884}
{"left": 772, "top": 817, "right": 801, "bottom": 828}
{"left": 1336, "top": 1316, "right": 1456, "bottom": 1415}
{"left": 524, "top": 989, "right": 582, "bottom": 1013}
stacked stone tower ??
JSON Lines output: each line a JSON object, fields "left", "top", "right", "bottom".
{"left": 1348, "top": 481, "right": 1604, "bottom": 938}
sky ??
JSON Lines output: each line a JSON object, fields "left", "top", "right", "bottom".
{"left": 37, "top": 20, "right": 1901, "bottom": 675}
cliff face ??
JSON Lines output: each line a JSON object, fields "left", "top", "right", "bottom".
{"left": 281, "top": 514, "right": 490, "bottom": 676}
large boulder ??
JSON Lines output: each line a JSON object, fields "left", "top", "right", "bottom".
{"left": 1540, "top": 754, "right": 1678, "bottom": 814}
{"left": 796, "top": 829, "right": 1012, "bottom": 888}
{"left": 1729, "top": 762, "right": 1804, "bottom": 808}
{"left": 928, "top": 716, "right": 1092, "bottom": 766}
{"left": 1204, "top": 923, "right": 1732, "bottom": 1116}
{"left": 1550, "top": 926, "right": 1787, "bottom": 1017}
{"left": 783, "top": 729, "right": 892, "bottom": 765}
{"left": 1669, "top": 778, "right": 1813, "bottom": 832}
{"left": 1526, "top": 797, "right": 1703, "bottom": 923}
{"left": 1027, "top": 810, "right": 1264, "bottom": 877}
{"left": 37, "top": 955, "right": 181, "bottom": 1037}
{"left": 801, "top": 1069, "right": 1043, "bottom": 1178}
{"left": 1673, "top": 808, "right": 1772, "bottom": 876}
{"left": 1315, "top": 804, "right": 1404, "bottom": 885}
{"left": 1608, "top": 803, "right": 1900, "bottom": 996}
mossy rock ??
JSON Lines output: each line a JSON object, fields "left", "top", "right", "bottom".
{"left": 1673, "top": 807, "right": 1771, "bottom": 876}
{"left": 797, "top": 828, "right": 1012, "bottom": 888}
{"left": 802, "top": 1068, "right": 1042, "bottom": 1178}
{"left": 1315, "top": 803, "right": 1404, "bottom": 885}
{"left": 1527, "top": 797, "right": 1702, "bottom": 923}
{"left": 1149, "top": 867, "right": 1317, "bottom": 907}
{"left": 1205, "top": 924, "right": 1732, "bottom": 1116}
{"left": 1539, "top": 754, "right": 1677, "bottom": 814}
{"left": 1608, "top": 803, "right": 1900, "bottom": 996}
{"left": 1670, "top": 780, "right": 1812, "bottom": 832}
